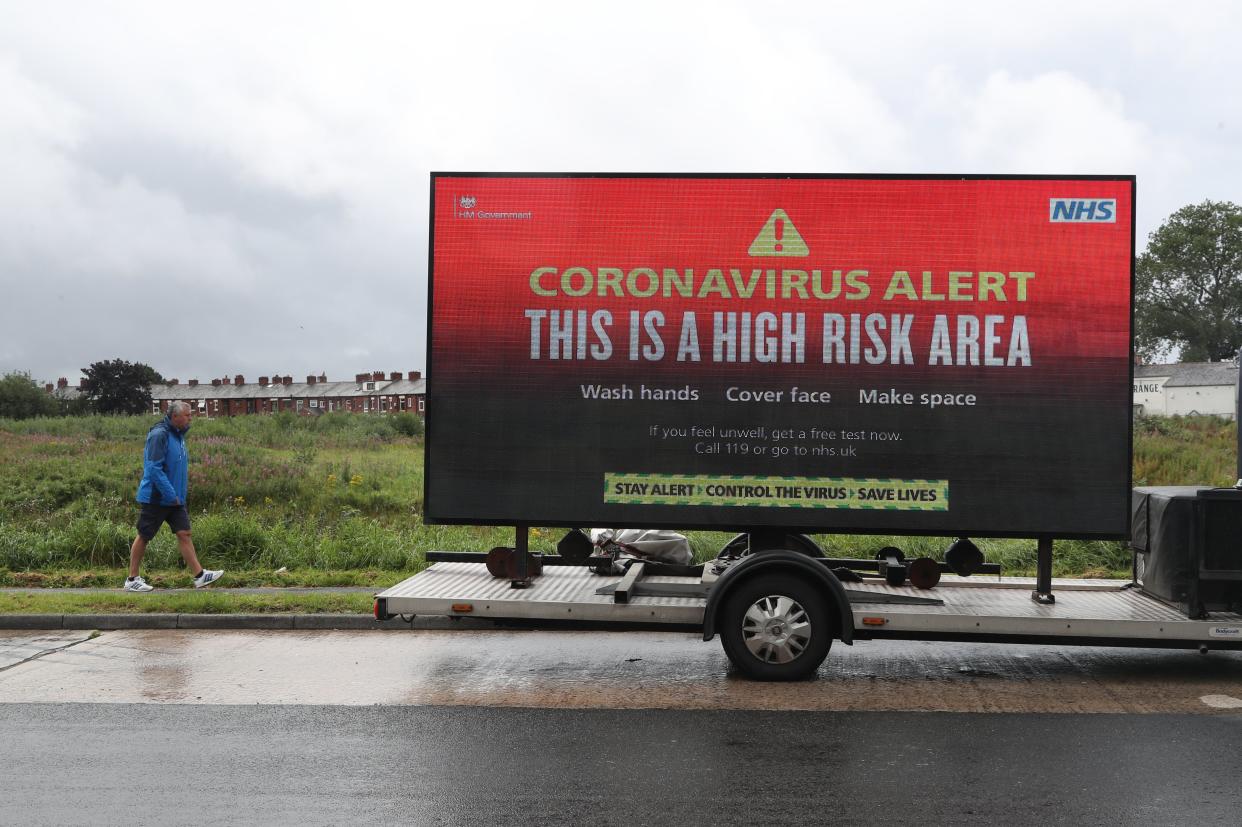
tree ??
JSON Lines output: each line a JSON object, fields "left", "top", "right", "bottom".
{"left": 80, "top": 359, "right": 164, "bottom": 415}
{"left": 0, "top": 371, "right": 58, "bottom": 419}
{"left": 1135, "top": 200, "right": 1242, "bottom": 362}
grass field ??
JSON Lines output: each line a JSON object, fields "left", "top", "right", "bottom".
{"left": 0, "top": 412, "right": 1235, "bottom": 584}
{"left": 0, "top": 590, "right": 374, "bottom": 615}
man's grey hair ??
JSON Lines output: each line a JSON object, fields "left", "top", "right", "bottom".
{"left": 168, "top": 400, "right": 191, "bottom": 417}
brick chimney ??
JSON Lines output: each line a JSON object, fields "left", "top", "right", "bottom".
{"left": 390, "top": 371, "right": 401, "bottom": 381}
{"left": 212, "top": 379, "right": 222, "bottom": 387}
{"left": 370, "top": 371, "right": 384, "bottom": 382}
{"left": 57, "top": 377, "right": 68, "bottom": 389}
{"left": 167, "top": 378, "right": 179, "bottom": 385}
{"left": 407, "top": 371, "right": 421, "bottom": 381}
{"left": 78, "top": 378, "right": 87, "bottom": 389}
{"left": 44, "top": 383, "right": 53, "bottom": 393}
{"left": 259, "top": 376, "right": 269, "bottom": 386}
{"left": 318, "top": 373, "right": 327, "bottom": 383}
{"left": 355, "top": 373, "right": 368, "bottom": 383}
{"left": 234, "top": 374, "right": 245, "bottom": 386}
{"left": 307, "top": 375, "right": 317, "bottom": 385}
{"left": 188, "top": 379, "right": 198, "bottom": 387}
{"left": 222, "top": 377, "right": 231, "bottom": 385}
{"left": 283, "top": 376, "right": 292, "bottom": 386}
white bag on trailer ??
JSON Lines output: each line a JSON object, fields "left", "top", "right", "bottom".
{"left": 589, "top": 528, "right": 694, "bottom": 566}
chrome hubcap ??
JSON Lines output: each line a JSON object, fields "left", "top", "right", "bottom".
{"left": 741, "top": 594, "right": 812, "bottom": 663}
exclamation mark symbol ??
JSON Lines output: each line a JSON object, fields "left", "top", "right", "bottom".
{"left": 773, "top": 217, "right": 784, "bottom": 253}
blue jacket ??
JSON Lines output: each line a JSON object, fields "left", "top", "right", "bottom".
{"left": 136, "top": 416, "right": 189, "bottom": 506}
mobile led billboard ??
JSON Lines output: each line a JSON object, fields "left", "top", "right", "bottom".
{"left": 427, "top": 174, "right": 1134, "bottom": 538}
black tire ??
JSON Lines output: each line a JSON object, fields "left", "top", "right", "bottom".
{"left": 719, "top": 573, "right": 834, "bottom": 681}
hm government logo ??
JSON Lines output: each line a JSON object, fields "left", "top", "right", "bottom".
{"left": 748, "top": 209, "right": 809, "bottom": 257}
{"left": 454, "top": 194, "right": 533, "bottom": 222}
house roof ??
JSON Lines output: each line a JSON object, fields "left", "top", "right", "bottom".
{"left": 1164, "top": 361, "right": 1238, "bottom": 388}
{"left": 1134, "top": 363, "right": 1175, "bottom": 379}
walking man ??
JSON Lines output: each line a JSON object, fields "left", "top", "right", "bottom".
{"left": 123, "top": 400, "right": 223, "bottom": 592}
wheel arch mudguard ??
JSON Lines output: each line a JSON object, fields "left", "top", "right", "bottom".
{"left": 701, "top": 550, "right": 854, "bottom": 644}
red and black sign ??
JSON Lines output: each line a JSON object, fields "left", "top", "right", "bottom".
{"left": 427, "top": 174, "right": 1134, "bottom": 538}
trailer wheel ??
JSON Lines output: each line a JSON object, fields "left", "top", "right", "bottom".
{"left": 719, "top": 573, "right": 833, "bottom": 681}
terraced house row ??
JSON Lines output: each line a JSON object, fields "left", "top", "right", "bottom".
{"left": 48, "top": 371, "right": 426, "bottom": 417}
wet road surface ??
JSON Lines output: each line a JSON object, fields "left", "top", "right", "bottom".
{"left": 3, "top": 703, "right": 1242, "bottom": 826}
{"left": 2, "top": 628, "right": 1242, "bottom": 712}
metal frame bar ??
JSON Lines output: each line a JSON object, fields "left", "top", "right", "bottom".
{"left": 612, "top": 562, "right": 645, "bottom": 604}
{"left": 429, "top": 551, "right": 581, "bottom": 566}
{"left": 1032, "top": 537, "right": 1055, "bottom": 604}
{"left": 511, "top": 524, "right": 531, "bottom": 589}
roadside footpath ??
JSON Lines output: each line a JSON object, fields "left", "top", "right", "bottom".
{"left": 0, "top": 587, "right": 492, "bottom": 631}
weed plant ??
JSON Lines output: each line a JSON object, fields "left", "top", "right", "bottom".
{"left": 1133, "top": 414, "right": 1236, "bottom": 487}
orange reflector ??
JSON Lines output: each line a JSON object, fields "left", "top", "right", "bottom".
{"left": 451, "top": 603, "right": 474, "bottom": 613}
{"left": 373, "top": 600, "right": 380, "bottom": 619}
{"left": 861, "top": 616, "right": 888, "bottom": 626}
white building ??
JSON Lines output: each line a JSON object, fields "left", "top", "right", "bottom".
{"left": 1132, "top": 364, "right": 1171, "bottom": 416}
{"left": 1133, "top": 362, "right": 1237, "bottom": 419}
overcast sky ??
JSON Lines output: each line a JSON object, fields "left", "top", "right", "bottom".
{"left": 1, "top": 0, "right": 1238, "bottom": 386}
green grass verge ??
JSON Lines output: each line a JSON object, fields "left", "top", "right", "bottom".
{"left": 0, "top": 591, "right": 375, "bottom": 615}
{"left": 0, "top": 568, "right": 416, "bottom": 589}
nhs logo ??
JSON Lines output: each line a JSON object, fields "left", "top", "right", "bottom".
{"left": 1050, "top": 198, "right": 1117, "bottom": 223}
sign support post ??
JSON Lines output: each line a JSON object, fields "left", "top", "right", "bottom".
{"left": 1032, "top": 536, "right": 1055, "bottom": 604}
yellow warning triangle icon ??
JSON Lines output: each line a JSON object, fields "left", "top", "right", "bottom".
{"left": 748, "top": 209, "right": 809, "bottom": 257}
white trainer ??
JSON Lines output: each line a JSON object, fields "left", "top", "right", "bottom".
{"left": 193, "top": 569, "right": 224, "bottom": 588}
{"left": 123, "top": 576, "right": 154, "bottom": 592}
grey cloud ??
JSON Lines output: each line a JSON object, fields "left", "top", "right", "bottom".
{"left": 75, "top": 134, "right": 344, "bottom": 232}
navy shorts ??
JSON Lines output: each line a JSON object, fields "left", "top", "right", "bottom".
{"left": 136, "top": 503, "right": 191, "bottom": 540}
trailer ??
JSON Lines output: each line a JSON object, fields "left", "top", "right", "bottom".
{"left": 376, "top": 528, "right": 1242, "bottom": 681}
{"left": 393, "top": 173, "right": 1242, "bottom": 680}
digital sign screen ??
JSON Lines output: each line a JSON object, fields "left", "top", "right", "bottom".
{"left": 427, "top": 174, "right": 1134, "bottom": 538}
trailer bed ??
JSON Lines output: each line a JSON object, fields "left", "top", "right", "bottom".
{"left": 377, "top": 562, "right": 1242, "bottom": 648}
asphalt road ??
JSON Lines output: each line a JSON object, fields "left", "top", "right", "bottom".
{"left": 3, "top": 629, "right": 1242, "bottom": 825}
{"left": 3, "top": 704, "right": 1242, "bottom": 826}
